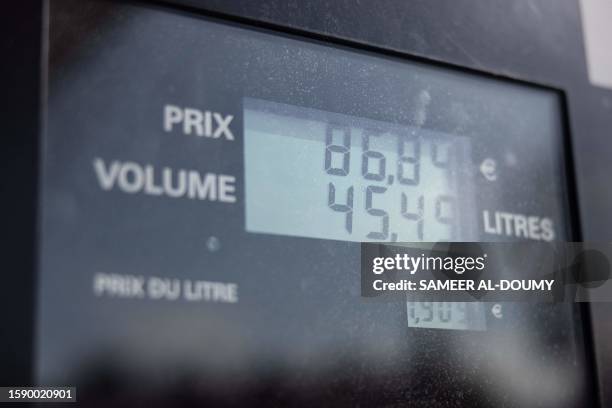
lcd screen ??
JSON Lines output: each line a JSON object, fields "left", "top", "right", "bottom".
{"left": 245, "top": 98, "right": 472, "bottom": 242}
{"left": 407, "top": 301, "right": 487, "bottom": 331}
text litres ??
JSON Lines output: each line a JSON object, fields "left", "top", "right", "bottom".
{"left": 483, "top": 210, "right": 554, "bottom": 241}
{"left": 164, "top": 104, "right": 234, "bottom": 140}
{"left": 93, "top": 158, "right": 236, "bottom": 203}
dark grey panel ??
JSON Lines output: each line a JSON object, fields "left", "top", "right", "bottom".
{"left": 39, "top": 2, "right": 593, "bottom": 406}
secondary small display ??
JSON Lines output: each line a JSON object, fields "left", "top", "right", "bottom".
{"left": 245, "top": 98, "right": 472, "bottom": 242}
{"left": 407, "top": 302, "right": 487, "bottom": 331}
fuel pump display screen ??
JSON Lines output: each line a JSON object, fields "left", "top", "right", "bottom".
{"left": 407, "top": 302, "right": 487, "bottom": 331}
{"left": 41, "top": 1, "right": 592, "bottom": 406}
{"left": 245, "top": 98, "right": 471, "bottom": 242}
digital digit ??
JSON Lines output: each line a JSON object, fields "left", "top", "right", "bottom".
{"left": 325, "top": 124, "right": 351, "bottom": 176}
{"left": 328, "top": 182, "right": 354, "bottom": 233}
{"left": 401, "top": 193, "right": 424, "bottom": 240}
{"left": 408, "top": 302, "right": 417, "bottom": 324}
{"left": 435, "top": 195, "right": 455, "bottom": 239}
{"left": 421, "top": 302, "right": 434, "bottom": 322}
{"left": 431, "top": 140, "right": 452, "bottom": 168}
{"left": 365, "top": 185, "right": 389, "bottom": 240}
{"left": 362, "top": 129, "right": 386, "bottom": 181}
{"left": 397, "top": 133, "right": 420, "bottom": 185}
{"left": 438, "top": 302, "right": 452, "bottom": 322}
{"left": 456, "top": 303, "right": 467, "bottom": 324}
